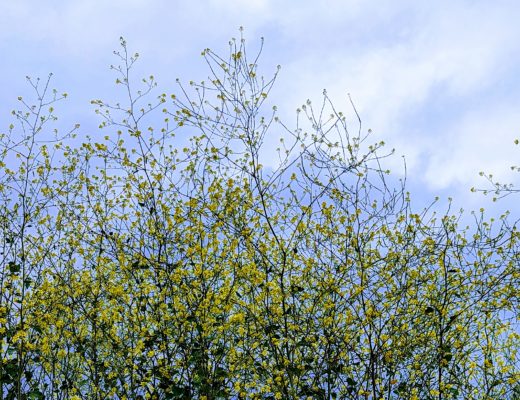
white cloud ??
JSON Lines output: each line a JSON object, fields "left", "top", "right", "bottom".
{"left": 1, "top": 0, "right": 520, "bottom": 208}
{"left": 424, "top": 103, "right": 520, "bottom": 190}
{"left": 266, "top": 1, "right": 520, "bottom": 194}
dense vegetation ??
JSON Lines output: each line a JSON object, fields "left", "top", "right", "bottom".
{"left": 0, "top": 35, "right": 518, "bottom": 399}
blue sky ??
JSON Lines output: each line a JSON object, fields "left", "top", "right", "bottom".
{"left": 1, "top": 0, "right": 520, "bottom": 216}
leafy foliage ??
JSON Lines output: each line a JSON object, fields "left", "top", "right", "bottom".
{"left": 1, "top": 34, "right": 518, "bottom": 399}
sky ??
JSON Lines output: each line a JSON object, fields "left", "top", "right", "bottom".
{"left": 1, "top": 0, "right": 520, "bottom": 217}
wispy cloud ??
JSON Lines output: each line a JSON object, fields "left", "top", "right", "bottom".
{"left": 1, "top": 0, "right": 519, "bottom": 208}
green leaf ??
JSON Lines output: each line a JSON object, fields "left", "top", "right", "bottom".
{"left": 8, "top": 261, "right": 20, "bottom": 274}
{"left": 27, "top": 389, "right": 45, "bottom": 400}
